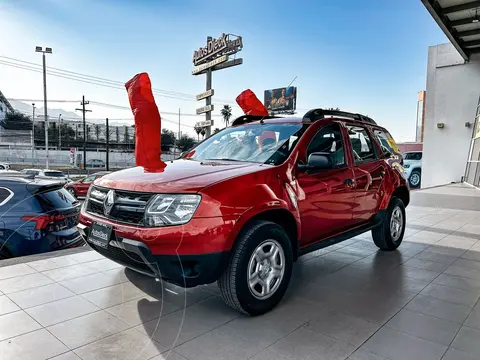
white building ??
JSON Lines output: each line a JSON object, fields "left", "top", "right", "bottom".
{"left": 421, "top": 0, "right": 480, "bottom": 189}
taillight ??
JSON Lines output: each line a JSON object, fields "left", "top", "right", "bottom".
{"left": 22, "top": 214, "right": 67, "bottom": 231}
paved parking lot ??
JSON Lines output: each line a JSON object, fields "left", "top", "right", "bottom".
{"left": 0, "top": 184, "right": 479, "bottom": 360}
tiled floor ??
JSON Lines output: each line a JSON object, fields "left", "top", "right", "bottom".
{"left": 0, "top": 184, "right": 479, "bottom": 359}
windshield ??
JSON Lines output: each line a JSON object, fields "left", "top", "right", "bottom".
{"left": 403, "top": 152, "right": 422, "bottom": 160}
{"left": 185, "top": 123, "right": 307, "bottom": 165}
{"left": 44, "top": 171, "right": 64, "bottom": 177}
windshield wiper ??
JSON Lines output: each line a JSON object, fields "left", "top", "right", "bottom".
{"left": 204, "top": 158, "right": 244, "bottom": 162}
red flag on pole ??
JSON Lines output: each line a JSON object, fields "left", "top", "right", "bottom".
{"left": 125, "top": 73, "right": 166, "bottom": 171}
{"left": 236, "top": 89, "right": 269, "bottom": 116}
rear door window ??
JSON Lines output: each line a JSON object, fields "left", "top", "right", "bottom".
{"left": 347, "top": 126, "right": 377, "bottom": 163}
{"left": 374, "top": 129, "right": 400, "bottom": 158}
{"left": 44, "top": 171, "right": 64, "bottom": 177}
{"left": 36, "top": 188, "right": 78, "bottom": 210}
{"left": 0, "top": 187, "right": 13, "bottom": 206}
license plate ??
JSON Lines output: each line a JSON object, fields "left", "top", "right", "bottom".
{"left": 87, "top": 221, "right": 112, "bottom": 249}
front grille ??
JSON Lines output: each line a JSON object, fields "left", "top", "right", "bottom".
{"left": 86, "top": 186, "right": 154, "bottom": 226}
{"left": 89, "top": 242, "right": 154, "bottom": 275}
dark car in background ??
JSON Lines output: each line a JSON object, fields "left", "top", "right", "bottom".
{"left": 0, "top": 174, "right": 84, "bottom": 259}
{"left": 64, "top": 171, "right": 111, "bottom": 198}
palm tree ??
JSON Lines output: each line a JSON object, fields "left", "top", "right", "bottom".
{"left": 220, "top": 105, "right": 232, "bottom": 127}
{"left": 194, "top": 125, "right": 202, "bottom": 141}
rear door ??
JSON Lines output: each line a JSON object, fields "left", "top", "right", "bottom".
{"left": 296, "top": 122, "right": 356, "bottom": 245}
{"left": 346, "top": 124, "right": 385, "bottom": 223}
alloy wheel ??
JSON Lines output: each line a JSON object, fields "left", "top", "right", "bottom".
{"left": 247, "top": 239, "right": 285, "bottom": 300}
{"left": 390, "top": 206, "right": 403, "bottom": 242}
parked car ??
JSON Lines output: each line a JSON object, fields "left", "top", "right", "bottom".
{"left": 64, "top": 171, "right": 111, "bottom": 198}
{"left": 403, "top": 151, "right": 422, "bottom": 188}
{"left": 21, "top": 169, "right": 69, "bottom": 184}
{"left": 78, "top": 109, "right": 409, "bottom": 315}
{"left": 0, "top": 174, "right": 84, "bottom": 259}
{"left": 86, "top": 159, "right": 105, "bottom": 168}
{"left": 0, "top": 162, "right": 10, "bottom": 170}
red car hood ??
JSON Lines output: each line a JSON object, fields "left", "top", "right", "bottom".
{"left": 94, "top": 159, "right": 271, "bottom": 193}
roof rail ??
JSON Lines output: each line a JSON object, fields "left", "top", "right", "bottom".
{"left": 231, "top": 114, "right": 280, "bottom": 127}
{"left": 302, "top": 109, "right": 376, "bottom": 125}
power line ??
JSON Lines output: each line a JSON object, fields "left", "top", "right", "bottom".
{"left": 0, "top": 56, "right": 241, "bottom": 106}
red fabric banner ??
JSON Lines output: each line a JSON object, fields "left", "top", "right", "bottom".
{"left": 125, "top": 73, "right": 166, "bottom": 171}
{"left": 236, "top": 89, "right": 269, "bottom": 116}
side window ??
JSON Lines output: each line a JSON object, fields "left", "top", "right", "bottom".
{"left": 306, "top": 123, "right": 345, "bottom": 167}
{"left": 0, "top": 187, "right": 13, "bottom": 206}
{"left": 83, "top": 175, "right": 96, "bottom": 183}
{"left": 373, "top": 129, "right": 399, "bottom": 158}
{"left": 347, "top": 126, "right": 377, "bottom": 163}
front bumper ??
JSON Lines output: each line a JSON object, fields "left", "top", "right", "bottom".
{"left": 77, "top": 222, "right": 230, "bottom": 288}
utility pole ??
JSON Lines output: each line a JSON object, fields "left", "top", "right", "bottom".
{"left": 105, "top": 118, "right": 109, "bottom": 171}
{"left": 75, "top": 96, "right": 91, "bottom": 171}
{"left": 58, "top": 114, "right": 62, "bottom": 149}
{"left": 31, "top": 103, "right": 35, "bottom": 166}
{"left": 35, "top": 46, "right": 52, "bottom": 168}
{"left": 178, "top": 108, "right": 181, "bottom": 148}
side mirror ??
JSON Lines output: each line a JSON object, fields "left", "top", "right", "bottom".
{"left": 298, "top": 152, "right": 332, "bottom": 171}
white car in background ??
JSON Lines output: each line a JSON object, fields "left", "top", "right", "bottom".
{"left": 21, "top": 169, "right": 70, "bottom": 184}
{"left": 403, "top": 151, "right": 422, "bottom": 188}
{"left": 0, "top": 162, "right": 10, "bottom": 170}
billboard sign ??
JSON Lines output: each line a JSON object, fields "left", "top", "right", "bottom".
{"left": 192, "top": 55, "right": 228, "bottom": 75}
{"left": 264, "top": 87, "right": 297, "bottom": 113}
{"left": 195, "top": 120, "right": 213, "bottom": 128}
{"left": 196, "top": 89, "right": 214, "bottom": 101}
{"left": 196, "top": 105, "right": 214, "bottom": 115}
{"left": 193, "top": 33, "right": 243, "bottom": 66}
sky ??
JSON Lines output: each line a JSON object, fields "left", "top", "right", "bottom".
{"left": 0, "top": 0, "right": 447, "bottom": 140}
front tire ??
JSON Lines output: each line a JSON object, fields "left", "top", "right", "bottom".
{"left": 218, "top": 220, "right": 293, "bottom": 316}
{"left": 372, "top": 197, "right": 406, "bottom": 251}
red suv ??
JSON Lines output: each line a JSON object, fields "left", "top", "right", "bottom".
{"left": 65, "top": 172, "right": 110, "bottom": 198}
{"left": 78, "top": 109, "right": 408, "bottom": 315}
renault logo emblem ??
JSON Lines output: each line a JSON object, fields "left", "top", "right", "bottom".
{"left": 104, "top": 190, "right": 116, "bottom": 216}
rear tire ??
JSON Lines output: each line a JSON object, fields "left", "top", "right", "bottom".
{"left": 0, "top": 248, "right": 12, "bottom": 260}
{"left": 372, "top": 197, "right": 406, "bottom": 251}
{"left": 218, "top": 220, "right": 293, "bottom": 316}
{"left": 409, "top": 170, "right": 421, "bottom": 188}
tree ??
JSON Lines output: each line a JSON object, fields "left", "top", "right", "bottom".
{"left": 95, "top": 124, "right": 101, "bottom": 141}
{"left": 123, "top": 126, "right": 129, "bottom": 143}
{"left": 177, "top": 134, "right": 195, "bottom": 152}
{"left": 115, "top": 127, "right": 120, "bottom": 143}
{"left": 220, "top": 105, "right": 232, "bottom": 127}
{"left": 1, "top": 111, "right": 32, "bottom": 130}
{"left": 194, "top": 125, "right": 202, "bottom": 141}
{"left": 213, "top": 128, "right": 221, "bottom": 134}
{"left": 49, "top": 122, "right": 57, "bottom": 145}
{"left": 201, "top": 128, "right": 206, "bottom": 138}
{"left": 161, "top": 129, "right": 176, "bottom": 151}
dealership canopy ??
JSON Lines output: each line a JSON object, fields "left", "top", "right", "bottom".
{"left": 422, "top": 0, "right": 480, "bottom": 60}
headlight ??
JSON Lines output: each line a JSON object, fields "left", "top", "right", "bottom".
{"left": 403, "top": 164, "right": 410, "bottom": 168}
{"left": 145, "top": 194, "right": 201, "bottom": 227}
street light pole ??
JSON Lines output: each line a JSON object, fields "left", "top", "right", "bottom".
{"left": 35, "top": 46, "right": 52, "bottom": 169}
{"left": 31, "top": 103, "right": 35, "bottom": 166}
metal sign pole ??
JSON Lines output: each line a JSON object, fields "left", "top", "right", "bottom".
{"left": 205, "top": 36, "right": 212, "bottom": 138}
